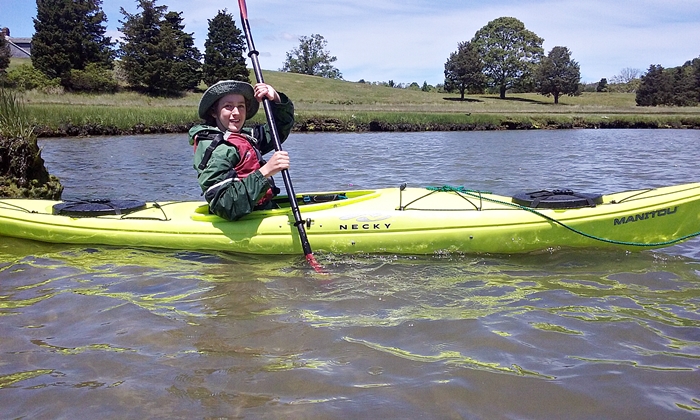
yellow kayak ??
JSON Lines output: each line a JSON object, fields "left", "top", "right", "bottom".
{"left": 1, "top": 183, "right": 700, "bottom": 254}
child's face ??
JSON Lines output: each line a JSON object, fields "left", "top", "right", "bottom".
{"left": 212, "top": 93, "right": 247, "bottom": 132}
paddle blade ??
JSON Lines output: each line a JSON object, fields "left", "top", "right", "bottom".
{"left": 306, "top": 253, "right": 325, "bottom": 273}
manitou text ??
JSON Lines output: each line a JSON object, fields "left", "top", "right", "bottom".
{"left": 614, "top": 206, "right": 678, "bottom": 225}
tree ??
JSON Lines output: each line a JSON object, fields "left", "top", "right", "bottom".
{"left": 163, "top": 11, "right": 202, "bottom": 91}
{"left": 635, "top": 58, "right": 700, "bottom": 107}
{"left": 694, "top": 57, "right": 700, "bottom": 104}
{"left": 0, "top": 32, "right": 10, "bottom": 75}
{"left": 609, "top": 68, "right": 641, "bottom": 93}
{"left": 534, "top": 46, "right": 581, "bottom": 104}
{"left": 670, "top": 64, "right": 697, "bottom": 106}
{"left": 635, "top": 65, "right": 671, "bottom": 106}
{"left": 611, "top": 68, "right": 641, "bottom": 85}
{"left": 119, "top": 0, "right": 169, "bottom": 94}
{"left": 32, "top": 0, "right": 114, "bottom": 85}
{"left": 281, "top": 34, "right": 342, "bottom": 79}
{"left": 596, "top": 78, "right": 608, "bottom": 92}
{"left": 119, "top": 0, "right": 201, "bottom": 95}
{"left": 471, "top": 17, "right": 544, "bottom": 99}
{"left": 202, "top": 9, "right": 249, "bottom": 86}
{"left": 444, "top": 41, "right": 486, "bottom": 100}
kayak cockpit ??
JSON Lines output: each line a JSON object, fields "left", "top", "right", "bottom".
{"left": 191, "top": 189, "right": 379, "bottom": 222}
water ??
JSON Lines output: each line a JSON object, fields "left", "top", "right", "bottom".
{"left": 2, "top": 129, "right": 700, "bottom": 419}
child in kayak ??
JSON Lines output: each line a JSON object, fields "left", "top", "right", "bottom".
{"left": 188, "top": 81, "right": 294, "bottom": 220}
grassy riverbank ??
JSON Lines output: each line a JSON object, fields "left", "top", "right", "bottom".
{"left": 13, "top": 63, "right": 700, "bottom": 136}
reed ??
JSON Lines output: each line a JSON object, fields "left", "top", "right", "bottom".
{"left": 0, "top": 87, "right": 35, "bottom": 139}
{"left": 25, "top": 103, "right": 198, "bottom": 130}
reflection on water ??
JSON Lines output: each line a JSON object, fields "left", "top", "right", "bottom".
{"left": 2, "top": 130, "right": 700, "bottom": 418}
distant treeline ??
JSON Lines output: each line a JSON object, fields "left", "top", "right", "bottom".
{"left": 634, "top": 59, "right": 700, "bottom": 106}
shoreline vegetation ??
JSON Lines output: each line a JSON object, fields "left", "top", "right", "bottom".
{"left": 3, "top": 67, "right": 699, "bottom": 199}
{"left": 17, "top": 69, "right": 700, "bottom": 137}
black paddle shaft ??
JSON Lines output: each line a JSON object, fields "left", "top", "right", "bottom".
{"left": 237, "top": 0, "right": 316, "bottom": 261}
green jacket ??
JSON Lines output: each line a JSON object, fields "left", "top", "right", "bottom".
{"left": 188, "top": 93, "right": 294, "bottom": 221}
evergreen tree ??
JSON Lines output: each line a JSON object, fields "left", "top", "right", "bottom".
{"left": 119, "top": 0, "right": 169, "bottom": 94}
{"left": 163, "top": 11, "right": 202, "bottom": 91}
{"left": 694, "top": 58, "right": 700, "bottom": 104}
{"left": 534, "top": 46, "right": 581, "bottom": 104}
{"left": 596, "top": 78, "right": 608, "bottom": 92}
{"left": 32, "top": 0, "right": 114, "bottom": 84}
{"left": 444, "top": 41, "right": 486, "bottom": 100}
{"left": 119, "top": 0, "right": 200, "bottom": 95}
{"left": 281, "top": 34, "right": 342, "bottom": 79}
{"left": 471, "top": 17, "right": 544, "bottom": 99}
{"left": 202, "top": 9, "right": 249, "bottom": 86}
{"left": 636, "top": 65, "right": 671, "bottom": 106}
{"left": 0, "top": 32, "right": 10, "bottom": 74}
{"left": 636, "top": 59, "right": 700, "bottom": 107}
{"left": 670, "top": 64, "right": 697, "bottom": 106}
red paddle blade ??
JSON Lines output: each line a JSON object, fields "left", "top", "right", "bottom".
{"left": 306, "top": 253, "right": 325, "bottom": 274}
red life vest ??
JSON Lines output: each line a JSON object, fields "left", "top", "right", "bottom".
{"left": 225, "top": 133, "right": 274, "bottom": 205}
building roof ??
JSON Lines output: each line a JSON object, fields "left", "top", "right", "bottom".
{"left": 8, "top": 37, "right": 32, "bottom": 43}
{"left": 6, "top": 37, "right": 32, "bottom": 57}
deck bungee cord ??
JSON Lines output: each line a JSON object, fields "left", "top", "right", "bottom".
{"left": 419, "top": 185, "right": 700, "bottom": 248}
{"left": 0, "top": 199, "right": 174, "bottom": 221}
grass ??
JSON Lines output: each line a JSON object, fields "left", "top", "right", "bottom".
{"left": 6, "top": 57, "right": 32, "bottom": 71}
{"left": 0, "top": 87, "right": 35, "bottom": 139}
{"left": 7, "top": 57, "right": 700, "bottom": 133}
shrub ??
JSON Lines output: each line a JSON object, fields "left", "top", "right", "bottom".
{"left": 67, "top": 63, "right": 118, "bottom": 93}
{"left": 6, "top": 64, "right": 60, "bottom": 91}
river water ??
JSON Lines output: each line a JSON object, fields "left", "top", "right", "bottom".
{"left": 2, "top": 129, "right": 700, "bottom": 419}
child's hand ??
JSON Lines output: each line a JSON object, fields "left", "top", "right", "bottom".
{"left": 254, "top": 83, "right": 281, "bottom": 103}
{"left": 259, "top": 151, "right": 289, "bottom": 177}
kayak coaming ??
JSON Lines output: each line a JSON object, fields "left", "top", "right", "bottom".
{"left": 1, "top": 183, "right": 700, "bottom": 254}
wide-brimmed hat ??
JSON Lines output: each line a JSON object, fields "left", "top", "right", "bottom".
{"left": 198, "top": 80, "right": 259, "bottom": 120}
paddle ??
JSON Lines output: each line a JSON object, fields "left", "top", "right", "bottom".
{"left": 237, "top": 0, "right": 323, "bottom": 272}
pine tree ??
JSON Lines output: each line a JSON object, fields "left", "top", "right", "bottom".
{"left": 119, "top": 0, "right": 166, "bottom": 93}
{"left": 670, "top": 63, "right": 698, "bottom": 106}
{"left": 163, "top": 11, "right": 202, "bottom": 91}
{"left": 694, "top": 58, "right": 700, "bottom": 104}
{"left": 202, "top": 10, "right": 250, "bottom": 86}
{"left": 0, "top": 32, "right": 11, "bottom": 74}
{"left": 32, "top": 0, "right": 114, "bottom": 83}
{"left": 596, "top": 78, "right": 608, "bottom": 92}
{"left": 119, "top": 0, "right": 202, "bottom": 95}
{"left": 636, "top": 65, "right": 671, "bottom": 106}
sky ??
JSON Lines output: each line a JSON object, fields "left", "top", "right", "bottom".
{"left": 1, "top": 0, "right": 699, "bottom": 85}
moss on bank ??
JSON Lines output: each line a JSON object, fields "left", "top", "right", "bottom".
{"left": 0, "top": 134, "right": 63, "bottom": 199}
{"left": 0, "top": 88, "right": 63, "bottom": 199}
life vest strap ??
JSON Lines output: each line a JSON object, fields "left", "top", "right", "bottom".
{"left": 197, "top": 132, "right": 225, "bottom": 170}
